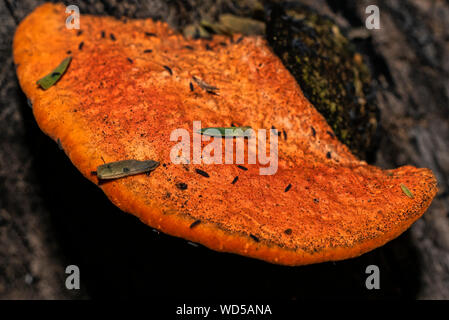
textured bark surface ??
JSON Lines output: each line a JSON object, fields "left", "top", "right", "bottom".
{"left": 0, "top": 0, "right": 448, "bottom": 299}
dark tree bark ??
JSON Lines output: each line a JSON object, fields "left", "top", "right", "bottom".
{"left": 0, "top": 0, "right": 448, "bottom": 299}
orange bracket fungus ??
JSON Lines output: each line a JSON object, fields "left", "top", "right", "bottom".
{"left": 13, "top": 4, "right": 437, "bottom": 265}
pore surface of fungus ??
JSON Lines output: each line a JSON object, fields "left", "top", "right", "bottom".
{"left": 13, "top": 3, "right": 437, "bottom": 265}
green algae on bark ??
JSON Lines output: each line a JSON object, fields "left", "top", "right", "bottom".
{"left": 265, "top": 3, "right": 379, "bottom": 161}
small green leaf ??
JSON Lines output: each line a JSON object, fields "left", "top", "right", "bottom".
{"left": 36, "top": 56, "right": 72, "bottom": 90}
{"left": 400, "top": 184, "right": 414, "bottom": 199}
{"left": 96, "top": 159, "right": 159, "bottom": 180}
{"left": 199, "top": 126, "right": 253, "bottom": 137}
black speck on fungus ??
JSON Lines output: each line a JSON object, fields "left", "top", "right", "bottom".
{"left": 195, "top": 169, "right": 210, "bottom": 178}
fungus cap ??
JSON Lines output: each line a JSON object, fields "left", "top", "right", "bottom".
{"left": 13, "top": 3, "right": 437, "bottom": 265}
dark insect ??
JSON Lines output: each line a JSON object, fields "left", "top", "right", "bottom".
{"left": 110, "top": 33, "right": 116, "bottom": 41}
{"left": 314, "top": 198, "right": 320, "bottom": 203}
{"left": 250, "top": 234, "right": 260, "bottom": 242}
{"left": 231, "top": 176, "right": 239, "bottom": 184}
{"left": 326, "top": 152, "right": 331, "bottom": 159}
{"left": 51, "top": 72, "right": 61, "bottom": 77}
{"left": 283, "top": 129, "right": 287, "bottom": 140}
{"left": 76, "top": 30, "right": 83, "bottom": 36}
{"left": 66, "top": 50, "right": 72, "bottom": 54}
{"left": 190, "top": 220, "right": 201, "bottom": 229}
{"left": 184, "top": 45, "right": 194, "bottom": 50}
{"left": 143, "top": 49, "right": 153, "bottom": 53}
{"left": 176, "top": 182, "right": 188, "bottom": 190}
{"left": 195, "top": 169, "right": 210, "bottom": 178}
{"left": 145, "top": 32, "right": 157, "bottom": 37}
{"left": 311, "top": 127, "right": 316, "bottom": 137}
{"left": 237, "top": 165, "right": 248, "bottom": 171}
{"left": 163, "top": 65, "right": 173, "bottom": 75}
{"left": 189, "top": 82, "right": 194, "bottom": 91}
{"left": 101, "top": 31, "right": 105, "bottom": 38}
{"left": 127, "top": 57, "right": 133, "bottom": 64}
{"left": 284, "top": 184, "right": 292, "bottom": 192}
{"left": 327, "top": 131, "right": 335, "bottom": 138}
{"left": 235, "top": 36, "right": 244, "bottom": 44}
{"left": 284, "top": 228, "right": 292, "bottom": 235}
{"left": 78, "top": 41, "right": 84, "bottom": 50}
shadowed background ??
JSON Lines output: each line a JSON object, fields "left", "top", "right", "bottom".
{"left": 1, "top": 0, "right": 448, "bottom": 299}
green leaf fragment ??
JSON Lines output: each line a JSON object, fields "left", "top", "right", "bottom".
{"left": 96, "top": 159, "right": 159, "bottom": 180}
{"left": 199, "top": 126, "right": 253, "bottom": 137}
{"left": 36, "top": 56, "right": 72, "bottom": 90}
{"left": 400, "top": 184, "right": 414, "bottom": 199}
